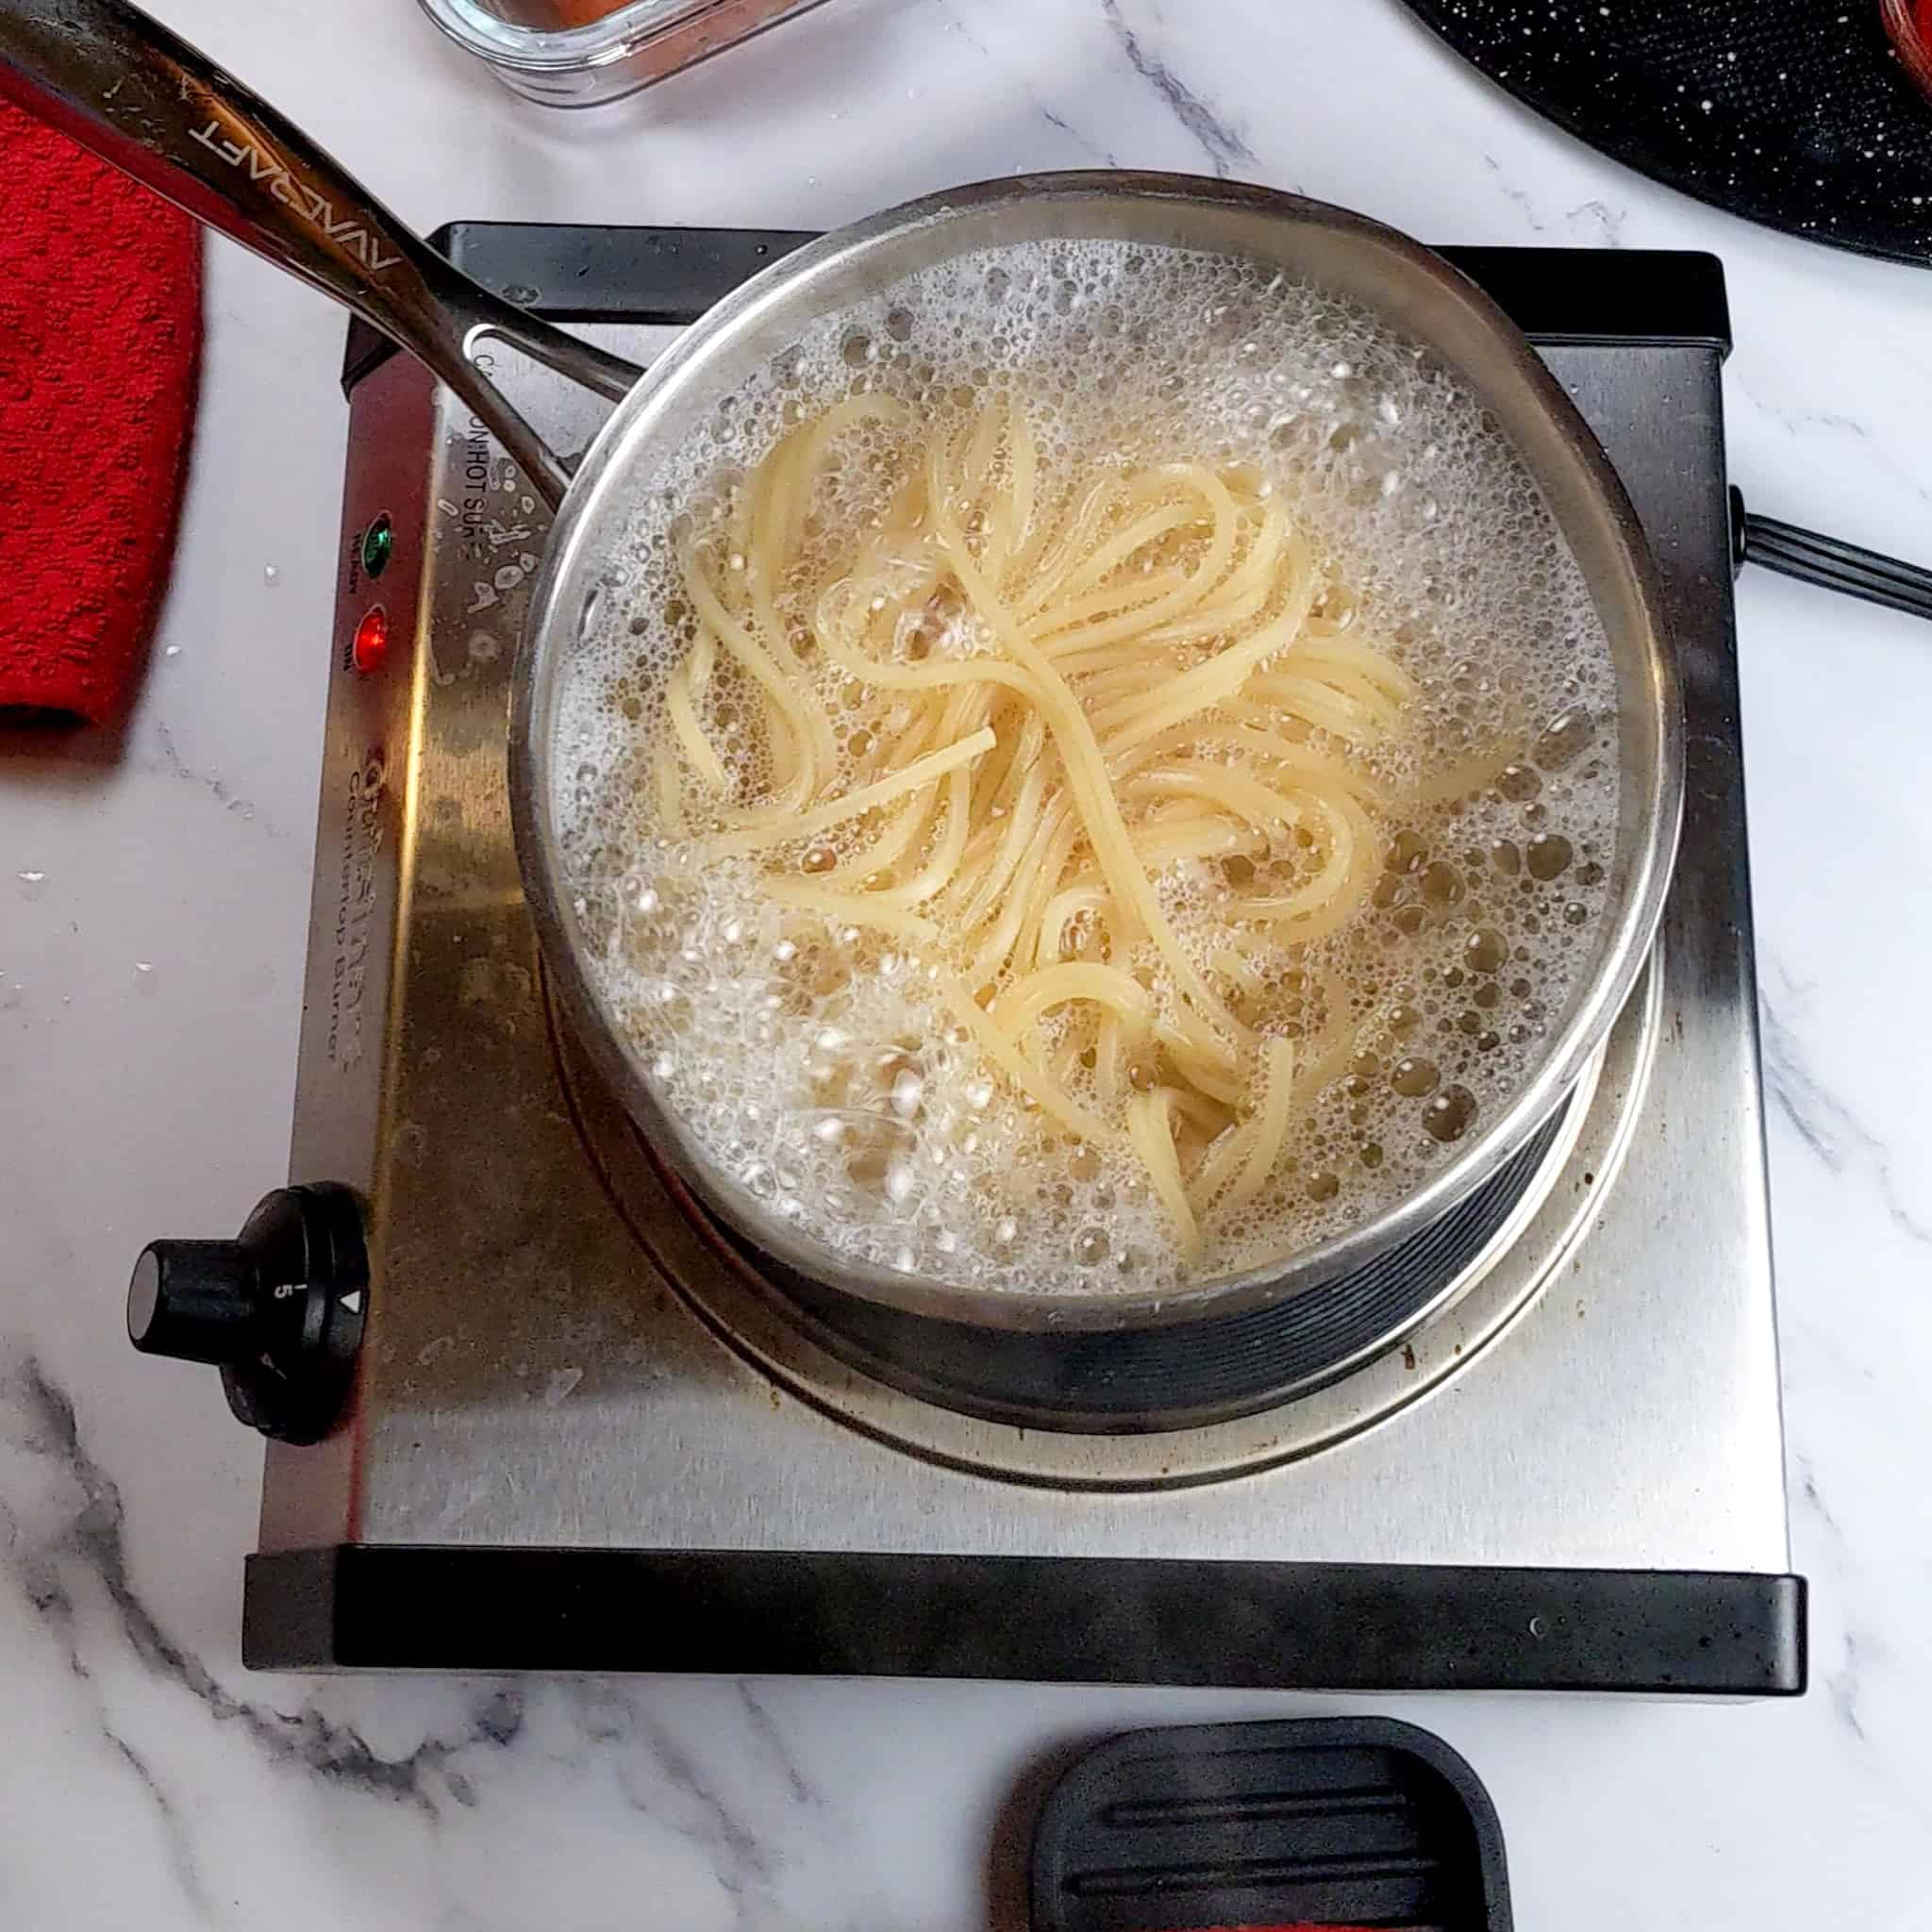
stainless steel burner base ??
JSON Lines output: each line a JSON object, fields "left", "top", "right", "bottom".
{"left": 258, "top": 237, "right": 1790, "bottom": 1660}
{"left": 555, "top": 962, "right": 1648, "bottom": 1483}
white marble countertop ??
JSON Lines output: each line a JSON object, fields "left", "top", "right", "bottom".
{"left": 6, "top": 2, "right": 1932, "bottom": 1924}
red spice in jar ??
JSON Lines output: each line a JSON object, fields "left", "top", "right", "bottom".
{"left": 491, "top": 0, "right": 627, "bottom": 21}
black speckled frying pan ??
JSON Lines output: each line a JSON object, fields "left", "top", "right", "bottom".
{"left": 1401, "top": 0, "right": 1932, "bottom": 267}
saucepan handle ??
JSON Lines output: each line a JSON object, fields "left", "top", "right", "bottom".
{"left": 0, "top": 0, "right": 641, "bottom": 508}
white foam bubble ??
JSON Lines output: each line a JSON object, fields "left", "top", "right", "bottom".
{"left": 551, "top": 239, "right": 1620, "bottom": 1296}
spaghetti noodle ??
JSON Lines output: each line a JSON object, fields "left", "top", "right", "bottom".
{"left": 649, "top": 396, "right": 1418, "bottom": 1258}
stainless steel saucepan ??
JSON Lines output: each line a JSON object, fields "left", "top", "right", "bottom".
{"left": 2, "top": 0, "right": 1681, "bottom": 1333}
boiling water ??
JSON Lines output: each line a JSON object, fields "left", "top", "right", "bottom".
{"left": 553, "top": 240, "right": 1620, "bottom": 1295}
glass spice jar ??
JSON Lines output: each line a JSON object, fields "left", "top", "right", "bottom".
{"left": 415, "top": 0, "right": 833, "bottom": 108}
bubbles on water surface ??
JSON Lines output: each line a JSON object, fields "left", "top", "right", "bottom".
{"left": 549, "top": 236, "right": 1622, "bottom": 1295}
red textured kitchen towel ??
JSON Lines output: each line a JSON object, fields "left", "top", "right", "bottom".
{"left": 0, "top": 96, "right": 200, "bottom": 726}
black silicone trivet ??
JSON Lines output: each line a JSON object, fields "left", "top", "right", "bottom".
{"left": 1402, "top": 0, "right": 1932, "bottom": 267}
{"left": 1031, "top": 1717, "right": 1512, "bottom": 1932}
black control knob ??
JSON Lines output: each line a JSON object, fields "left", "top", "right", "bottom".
{"left": 128, "top": 1183, "right": 367, "bottom": 1445}
{"left": 127, "top": 1241, "right": 263, "bottom": 1364}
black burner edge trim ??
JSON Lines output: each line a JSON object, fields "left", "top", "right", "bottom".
{"left": 342, "top": 225, "right": 818, "bottom": 392}
{"left": 341, "top": 226, "right": 1732, "bottom": 393}
{"left": 244, "top": 1547, "right": 1804, "bottom": 1692}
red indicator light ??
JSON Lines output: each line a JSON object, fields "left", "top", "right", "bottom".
{"left": 352, "top": 606, "right": 389, "bottom": 675}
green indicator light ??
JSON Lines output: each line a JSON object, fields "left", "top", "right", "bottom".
{"left": 360, "top": 514, "right": 394, "bottom": 578}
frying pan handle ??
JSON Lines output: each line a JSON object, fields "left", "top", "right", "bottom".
{"left": 0, "top": 0, "right": 641, "bottom": 508}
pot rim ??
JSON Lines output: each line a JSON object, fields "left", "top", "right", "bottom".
{"left": 508, "top": 170, "right": 1684, "bottom": 1334}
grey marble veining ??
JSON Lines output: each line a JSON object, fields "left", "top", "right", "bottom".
{"left": 6, "top": 0, "right": 1932, "bottom": 1925}
{"left": 1097, "top": 0, "right": 1259, "bottom": 175}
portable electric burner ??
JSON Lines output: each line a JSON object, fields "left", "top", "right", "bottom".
{"left": 129, "top": 228, "right": 1804, "bottom": 1690}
